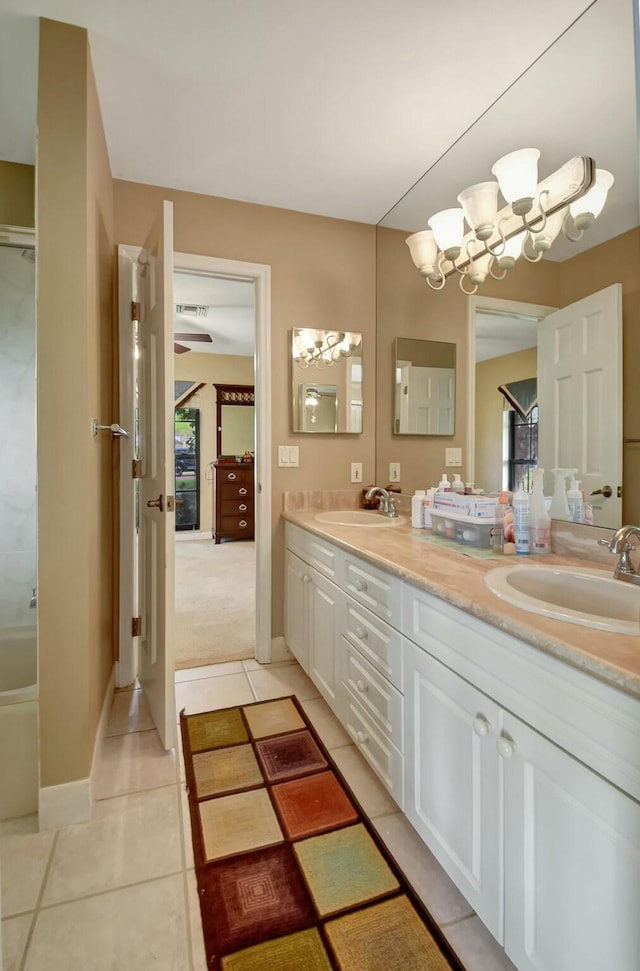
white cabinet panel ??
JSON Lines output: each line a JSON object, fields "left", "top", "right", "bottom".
{"left": 284, "top": 550, "right": 309, "bottom": 670}
{"left": 403, "top": 637, "right": 503, "bottom": 943}
{"left": 307, "top": 567, "right": 342, "bottom": 714}
{"left": 285, "top": 522, "right": 342, "bottom": 582}
{"left": 342, "top": 637, "right": 403, "bottom": 752}
{"left": 344, "top": 553, "right": 401, "bottom": 627}
{"left": 342, "top": 596, "right": 403, "bottom": 689}
{"left": 343, "top": 677, "right": 404, "bottom": 808}
{"left": 503, "top": 711, "right": 640, "bottom": 971}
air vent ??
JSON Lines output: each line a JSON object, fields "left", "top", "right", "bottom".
{"left": 175, "top": 304, "right": 208, "bottom": 317}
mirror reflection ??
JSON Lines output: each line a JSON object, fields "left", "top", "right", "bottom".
{"left": 291, "top": 328, "right": 363, "bottom": 433}
{"left": 394, "top": 338, "right": 455, "bottom": 435}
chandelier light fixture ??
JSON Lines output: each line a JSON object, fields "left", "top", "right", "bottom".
{"left": 406, "top": 152, "right": 613, "bottom": 294}
{"left": 292, "top": 329, "right": 362, "bottom": 369}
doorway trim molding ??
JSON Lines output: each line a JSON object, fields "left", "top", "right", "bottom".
{"left": 173, "top": 251, "right": 272, "bottom": 664}
{"left": 466, "top": 294, "right": 556, "bottom": 484}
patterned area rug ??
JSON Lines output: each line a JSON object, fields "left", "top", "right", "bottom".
{"left": 181, "top": 696, "right": 464, "bottom": 970}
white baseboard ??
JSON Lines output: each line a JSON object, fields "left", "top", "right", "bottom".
{"left": 270, "top": 635, "right": 293, "bottom": 663}
{"left": 39, "top": 665, "right": 115, "bottom": 831}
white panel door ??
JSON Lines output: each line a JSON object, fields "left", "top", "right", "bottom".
{"left": 537, "top": 284, "right": 622, "bottom": 527}
{"left": 399, "top": 365, "right": 455, "bottom": 434}
{"left": 502, "top": 711, "right": 640, "bottom": 971}
{"left": 284, "top": 550, "right": 309, "bottom": 671}
{"left": 403, "top": 639, "right": 503, "bottom": 942}
{"left": 307, "top": 566, "right": 342, "bottom": 713}
{"left": 137, "top": 201, "right": 176, "bottom": 750}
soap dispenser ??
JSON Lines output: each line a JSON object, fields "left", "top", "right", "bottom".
{"left": 451, "top": 474, "right": 464, "bottom": 494}
{"left": 549, "top": 469, "right": 574, "bottom": 522}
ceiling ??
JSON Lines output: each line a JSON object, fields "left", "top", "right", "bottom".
{"left": 2, "top": 0, "right": 633, "bottom": 238}
{"left": 173, "top": 271, "right": 255, "bottom": 356}
{"left": 475, "top": 312, "right": 539, "bottom": 364}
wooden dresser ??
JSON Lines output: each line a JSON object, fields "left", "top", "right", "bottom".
{"left": 213, "top": 461, "right": 254, "bottom": 543}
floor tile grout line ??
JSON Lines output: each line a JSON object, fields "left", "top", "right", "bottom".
{"left": 18, "top": 829, "right": 59, "bottom": 971}
{"left": 439, "top": 912, "right": 477, "bottom": 929}
{"left": 35, "top": 869, "right": 186, "bottom": 913}
{"left": 175, "top": 756, "right": 199, "bottom": 971}
{"left": 93, "top": 781, "right": 179, "bottom": 806}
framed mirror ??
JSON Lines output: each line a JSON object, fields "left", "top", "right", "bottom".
{"left": 291, "top": 329, "right": 363, "bottom": 433}
{"left": 394, "top": 338, "right": 455, "bottom": 435}
{"left": 214, "top": 383, "right": 255, "bottom": 458}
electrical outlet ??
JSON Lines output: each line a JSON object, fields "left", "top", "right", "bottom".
{"left": 389, "top": 462, "right": 401, "bottom": 483}
{"left": 351, "top": 462, "right": 363, "bottom": 483}
{"left": 445, "top": 448, "right": 462, "bottom": 467}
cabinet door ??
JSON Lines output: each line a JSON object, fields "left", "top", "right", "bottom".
{"left": 403, "top": 638, "right": 503, "bottom": 943}
{"left": 502, "top": 712, "right": 640, "bottom": 971}
{"left": 307, "top": 567, "right": 342, "bottom": 714}
{"left": 284, "top": 551, "right": 309, "bottom": 670}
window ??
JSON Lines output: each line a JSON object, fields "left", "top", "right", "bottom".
{"left": 175, "top": 407, "right": 200, "bottom": 531}
{"left": 506, "top": 405, "right": 538, "bottom": 492}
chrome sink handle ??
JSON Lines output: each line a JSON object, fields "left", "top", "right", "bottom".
{"left": 364, "top": 485, "right": 399, "bottom": 518}
{"left": 600, "top": 525, "right": 640, "bottom": 585}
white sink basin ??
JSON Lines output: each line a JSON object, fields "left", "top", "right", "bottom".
{"left": 485, "top": 564, "right": 640, "bottom": 635}
{"left": 314, "top": 510, "right": 406, "bottom": 527}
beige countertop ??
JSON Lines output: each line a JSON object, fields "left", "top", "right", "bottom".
{"left": 284, "top": 510, "right": 640, "bottom": 701}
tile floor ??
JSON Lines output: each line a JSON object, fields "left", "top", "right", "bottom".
{"left": 1, "top": 659, "right": 516, "bottom": 970}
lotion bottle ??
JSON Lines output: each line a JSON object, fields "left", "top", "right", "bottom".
{"left": 512, "top": 481, "right": 530, "bottom": 555}
{"left": 529, "top": 468, "right": 551, "bottom": 554}
{"left": 567, "top": 475, "right": 584, "bottom": 524}
{"left": 451, "top": 474, "right": 464, "bottom": 494}
{"left": 437, "top": 474, "right": 451, "bottom": 492}
{"left": 411, "top": 490, "right": 426, "bottom": 528}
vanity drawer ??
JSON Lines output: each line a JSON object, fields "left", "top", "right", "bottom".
{"left": 343, "top": 691, "right": 404, "bottom": 809}
{"left": 341, "top": 637, "right": 403, "bottom": 752}
{"left": 343, "top": 553, "right": 401, "bottom": 628}
{"left": 342, "top": 596, "right": 403, "bottom": 689}
{"left": 285, "top": 522, "right": 342, "bottom": 583}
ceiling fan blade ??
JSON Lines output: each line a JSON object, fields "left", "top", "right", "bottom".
{"left": 173, "top": 333, "right": 213, "bottom": 343}
{"left": 174, "top": 343, "right": 190, "bottom": 354}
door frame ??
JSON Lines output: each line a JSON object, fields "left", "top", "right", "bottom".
{"left": 117, "top": 248, "right": 272, "bottom": 685}
{"left": 466, "top": 294, "right": 556, "bottom": 485}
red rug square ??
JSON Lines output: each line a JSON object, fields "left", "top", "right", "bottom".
{"left": 272, "top": 770, "right": 359, "bottom": 839}
{"left": 255, "top": 730, "right": 327, "bottom": 782}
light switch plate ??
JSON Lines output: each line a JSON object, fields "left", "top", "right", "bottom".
{"left": 445, "top": 448, "right": 462, "bottom": 467}
{"left": 288, "top": 446, "right": 299, "bottom": 467}
{"left": 351, "top": 462, "right": 363, "bottom": 483}
{"left": 389, "top": 462, "right": 401, "bottom": 482}
{"left": 278, "top": 445, "right": 288, "bottom": 467}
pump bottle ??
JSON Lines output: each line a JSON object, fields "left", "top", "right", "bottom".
{"left": 529, "top": 468, "right": 551, "bottom": 554}
{"left": 567, "top": 475, "right": 584, "bottom": 524}
{"left": 512, "top": 481, "right": 530, "bottom": 555}
{"left": 411, "top": 490, "right": 426, "bottom": 528}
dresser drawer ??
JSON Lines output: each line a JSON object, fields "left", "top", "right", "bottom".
{"left": 222, "top": 498, "right": 253, "bottom": 516}
{"left": 343, "top": 692, "right": 404, "bottom": 809}
{"left": 343, "top": 553, "right": 401, "bottom": 628}
{"left": 341, "top": 637, "right": 403, "bottom": 752}
{"left": 342, "top": 596, "right": 402, "bottom": 690}
{"left": 221, "top": 482, "right": 253, "bottom": 501}
{"left": 217, "top": 466, "right": 253, "bottom": 485}
{"left": 221, "top": 515, "right": 253, "bottom": 535}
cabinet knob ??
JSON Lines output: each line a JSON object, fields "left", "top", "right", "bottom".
{"left": 239, "top": 487, "right": 247, "bottom": 495}
{"left": 355, "top": 680, "right": 368, "bottom": 693}
{"left": 355, "top": 627, "right": 368, "bottom": 640}
{"left": 239, "top": 504, "right": 247, "bottom": 511}
{"left": 496, "top": 735, "right": 516, "bottom": 759}
{"left": 227, "top": 472, "right": 237, "bottom": 480}
{"left": 473, "top": 714, "right": 491, "bottom": 738}
{"left": 356, "top": 731, "right": 369, "bottom": 744}
{"left": 354, "top": 579, "right": 368, "bottom": 592}
{"left": 302, "top": 574, "right": 311, "bottom": 584}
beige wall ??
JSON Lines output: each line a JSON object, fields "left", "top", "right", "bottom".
{"left": 475, "top": 347, "right": 537, "bottom": 494}
{"left": 115, "top": 182, "right": 377, "bottom": 635}
{"left": 175, "top": 352, "right": 254, "bottom": 532}
{"left": 37, "top": 19, "right": 115, "bottom": 789}
{"left": 0, "top": 161, "right": 35, "bottom": 227}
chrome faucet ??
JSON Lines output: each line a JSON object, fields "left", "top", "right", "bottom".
{"left": 600, "top": 525, "right": 640, "bottom": 586}
{"left": 365, "top": 486, "right": 399, "bottom": 519}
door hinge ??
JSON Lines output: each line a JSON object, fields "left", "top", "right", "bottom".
{"left": 131, "top": 301, "right": 140, "bottom": 322}
{"left": 132, "top": 459, "right": 142, "bottom": 479}
{"left": 132, "top": 616, "right": 142, "bottom": 637}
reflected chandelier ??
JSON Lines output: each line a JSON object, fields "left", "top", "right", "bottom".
{"left": 406, "top": 151, "right": 613, "bottom": 294}
{"left": 293, "top": 329, "right": 361, "bottom": 368}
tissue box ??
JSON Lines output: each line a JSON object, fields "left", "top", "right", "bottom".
{"left": 432, "top": 492, "right": 497, "bottom": 518}
{"left": 429, "top": 508, "right": 497, "bottom": 549}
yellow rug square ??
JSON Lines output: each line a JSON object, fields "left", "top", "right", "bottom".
{"left": 221, "top": 928, "right": 332, "bottom": 971}
{"left": 199, "top": 788, "right": 283, "bottom": 861}
{"left": 193, "top": 744, "right": 263, "bottom": 798}
{"left": 187, "top": 708, "right": 249, "bottom": 753}
{"left": 325, "top": 895, "right": 452, "bottom": 970}
{"left": 242, "top": 698, "right": 305, "bottom": 739}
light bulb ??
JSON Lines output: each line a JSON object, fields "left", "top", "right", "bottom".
{"left": 569, "top": 169, "right": 614, "bottom": 230}
{"left": 427, "top": 208, "right": 465, "bottom": 261}
{"left": 457, "top": 182, "right": 499, "bottom": 241}
{"left": 492, "top": 148, "right": 540, "bottom": 216}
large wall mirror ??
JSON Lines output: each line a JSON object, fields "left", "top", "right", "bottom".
{"left": 291, "top": 329, "right": 363, "bottom": 433}
{"left": 214, "top": 384, "right": 255, "bottom": 457}
{"left": 377, "top": 0, "right": 638, "bottom": 528}
{"left": 394, "top": 338, "right": 455, "bottom": 435}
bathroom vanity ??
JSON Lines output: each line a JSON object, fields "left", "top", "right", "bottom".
{"left": 283, "top": 511, "right": 640, "bottom": 971}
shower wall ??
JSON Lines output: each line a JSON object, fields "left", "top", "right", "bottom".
{"left": 0, "top": 246, "right": 36, "bottom": 630}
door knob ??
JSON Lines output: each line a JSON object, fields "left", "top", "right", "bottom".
{"left": 146, "top": 495, "right": 164, "bottom": 511}
{"left": 590, "top": 485, "right": 613, "bottom": 498}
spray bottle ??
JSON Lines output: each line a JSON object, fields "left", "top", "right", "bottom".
{"left": 512, "top": 481, "right": 530, "bottom": 555}
{"left": 567, "top": 475, "right": 584, "bottom": 524}
{"left": 549, "top": 469, "right": 574, "bottom": 522}
{"left": 529, "top": 468, "right": 551, "bottom": 554}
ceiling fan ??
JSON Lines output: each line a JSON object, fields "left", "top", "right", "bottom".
{"left": 174, "top": 304, "right": 213, "bottom": 353}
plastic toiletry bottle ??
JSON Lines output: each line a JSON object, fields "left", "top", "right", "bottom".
{"left": 412, "top": 490, "right": 426, "bottom": 528}
{"left": 567, "top": 475, "right": 584, "bottom": 524}
{"left": 437, "top": 474, "right": 451, "bottom": 492}
{"left": 491, "top": 493, "right": 507, "bottom": 553}
{"left": 451, "top": 474, "right": 464, "bottom": 494}
{"left": 422, "top": 488, "right": 435, "bottom": 528}
{"left": 549, "top": 468, "right": 574, "bottom": 521}
{"left": 529, "top": 468, "right": 551, "bottom": 554}
{"left": 512, "top": 481, "right": 530, "bottom": 555}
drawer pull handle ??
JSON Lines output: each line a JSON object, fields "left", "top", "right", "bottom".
{"left": 355, "top": 680, "right": 368, "bottom": 693}
{"left": 354, "top": 579, "right": 368, "bottom": 593}
{"left": 355, "top": 627, "right": 368, "bottom": 640}
{"left": 302, "top": 574, "right": 311, "bottom": 584}
{"left": 239, "top": 504, "right": 247, "bottom": 511}
{"left": 239, "top": 520, "right": 248, "bottom": 528}
{"left": 227, "top": 473, "right": 237, "bottom": 480}
{"left": 356, "top": 731, "right": 369, "bottom": 744}
{"left": 473, "top": 715, "right": 491, "bottom": 738}
{"left": 496, "top": 735, "right": 516, "bottom": 759}
{"left": 239, "top": 488, "right": 248, "bottom": 495}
